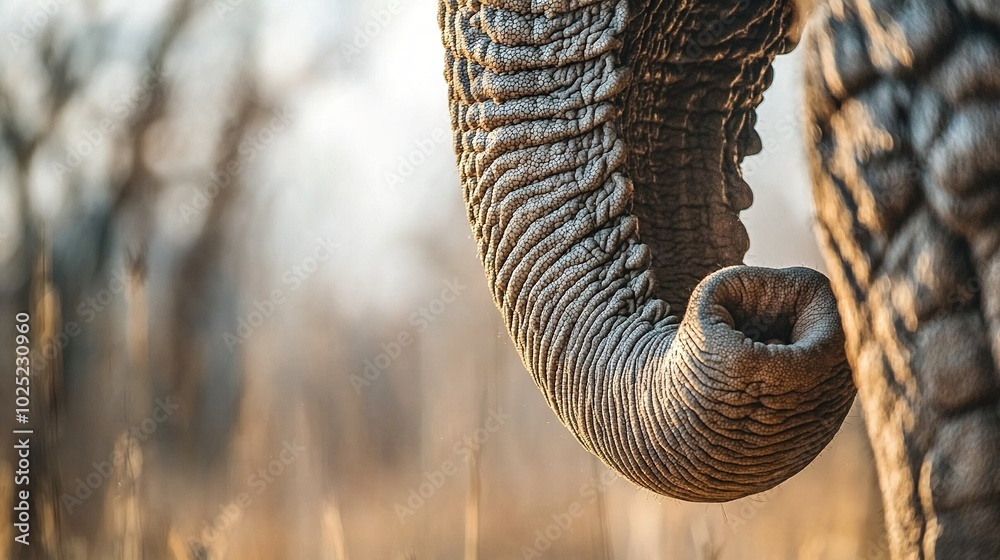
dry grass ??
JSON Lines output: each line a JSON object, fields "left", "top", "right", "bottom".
{"left": 0, "top": 227, "right": 887, "bottom": 560}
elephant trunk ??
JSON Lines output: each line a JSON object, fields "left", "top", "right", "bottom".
{"left": 440, "top": 0, "right": 855, "bottom": 501}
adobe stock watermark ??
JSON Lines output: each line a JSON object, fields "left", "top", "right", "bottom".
{"left": 394, "top": 407, "right": 511, "bottom": 522}
{"left": 340, "top": 0, "right": 402, "bottom": 61}
{"left": 725, "top": 486, "right": 784, "bottom": 534}
{"left": 50, "top": 66, "right": 167, "bottom": 178}
{"left": 179, "top": 105, "right": 293, "bottom": 223}
{"left": 740, "top": 109, "right": 802, "bottom": 179}
{"left": 520, "top": 468, "right": 620, "bottom": 559}
{"left": 213, "top": 0, "right": 247, "bottom": 19}
{"left": 384, "top": 128, "right": 448, "bottom": 192}
{"left": 5, "top": 0, "right": 69, "bottom": 53}
{"left": 60, "top": 396, "right": 180, "bottom": 514}
{"left": 195, "top": 439, "right": 306, "bottom": 548}
{"left": 223, "top": 235, "right": 340, "bottom": 351}
{"left": 350, "top": 277, "right": 467, "bottom": 393}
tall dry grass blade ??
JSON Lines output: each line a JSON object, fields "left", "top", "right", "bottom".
{"left": 322, "top": 493, "right": 349, "bottom": 560}
{"left": 462, "top": 331, "right": 496, "bottom": 560}
{"left": 102, "top": 435, "right": 144, "bottom": 560}
{"left": 32, "top": 240, "right": 67, "bottom": 559}
{"left": 0, "top": 462, "right": 11, "bottom": 560}
{"left": 124, "top": 248, "right": 150, "bottom": 422}
{"left": 463, "top": 448, "right": 479, "bottom": 560}
{"left": 589, "top": 457, "right": 612, "bottom": 559}
{"left": 690, "top": 516, "right": 723, "bottom": 560}
{"left": 167, "top": 528, "right": 191, "bottom": 560}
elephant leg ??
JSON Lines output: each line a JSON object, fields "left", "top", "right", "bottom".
{"left": 805, "top": 1, "right": 1000, "bottom": 558}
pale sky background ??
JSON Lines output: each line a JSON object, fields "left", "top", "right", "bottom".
{"left": 259, "top": 0, "right": 827, "bottom": 319}
{"left": 0, "top": 0, "right": 825, "bottom": 315}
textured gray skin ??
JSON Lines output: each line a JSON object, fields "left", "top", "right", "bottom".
{"left": 806, "top": 1, "right": 1000, "bottom": 558}
{"left": 441, "top": 0, "right": 1000, "bottom": 554}
{"left": 439, "top": 0, "right": 856, "bottom": 503}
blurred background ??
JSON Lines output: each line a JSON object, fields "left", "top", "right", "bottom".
{"left": 0, "top": 1, "right": 886, "bottom": 558}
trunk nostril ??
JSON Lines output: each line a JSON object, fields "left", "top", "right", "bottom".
{"left": 730, "top": 312, "right": 795, "bottom": 345}
{"left": 698, "top": 266, "right": 835, "bottom": 349}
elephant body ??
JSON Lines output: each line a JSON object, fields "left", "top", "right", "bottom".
{"left": 806, "top": 2, "right": 1000, "bottom": 556}
{"left": 438, "top": 0, "right": 1000, "bottom": 557}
